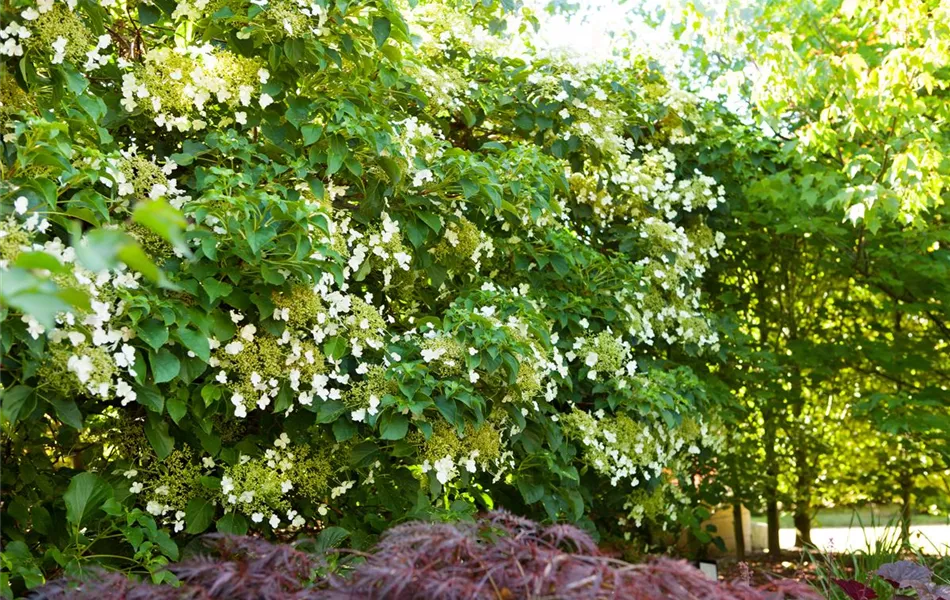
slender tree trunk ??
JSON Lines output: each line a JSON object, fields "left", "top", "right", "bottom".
{"left": 787, "top": 360, "right": 813, "bottom": 548}
{"left": 764, "top": 412, "right": 781, "bottom": 557}
{"left": 733, "top": 502, "right": 746, "bottom": 560}
{"left": 794, "top": 507, "right": 812, "bottom": 547}
{"left": 792, "top": 436, "right": 813, "bottom": 546}
{"left": 900, "top": 472, "right": 913, "bottom": 547}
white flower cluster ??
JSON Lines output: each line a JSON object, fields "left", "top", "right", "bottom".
{"left": 0, "top": 19, "right": 29, "bottom": 58}
{"left": 393, "top": 117, "right": 447, "bottom": 188}
{"left": 2, "top": 213, "right": 140, "bottom": 406}
{"left": 346, "top": 212, "right": 413, "bottom": 287}
{"left": 566, "top": 408, "right": 717, "bottom": 489}
{"left": 120, "top": 44, "right": 265, "bottom": 133}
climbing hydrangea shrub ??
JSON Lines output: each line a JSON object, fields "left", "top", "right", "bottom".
{"left": 1, "top": 0, "right": 728, "bottom": 593}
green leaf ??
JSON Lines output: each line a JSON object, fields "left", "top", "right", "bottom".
{"left": 136, "top": 384, "right": 164, "bottom": 413}
{"left": 418, "top": 211, "right": 442, "bottom": 233}
{"left": 177, "top": 327, "right": 210, "bottom": 362}
{"left": 302, "top": 124, "right": 322, "bottom": 146}
{"left": 133, "top": 200, "right": 190, "bottom": 256}
{"left": 184, "top": 498, "right": 215, "bottom": 534}
{"left": 379, "top": 411, "right": 409, "bottom": 440}
{"left": 261, "top": 263, "right": 286, "bottom": 285}
{"left": 64, "top": 472, "right": 111, "bottom": 528}
{"left": 116, "top": 243, "right": 161, "bottom": 283}
{"left": 372, "top": 17, "right": 391, "bottom": 48}
{"left": 138, "top": 318, "right": 169, "bottom": 350}
{"left": 516, "top": 478, "right": 544, "bottom": 504}
{"left": 144, "top": 413, "right": 174, "bottom": 459}
{"left": 14, "top": 252, "right": 67, "bottom": 274}
{"left": 315, "top": 526, "right": 349, "bottom": 552}
{"left": 284, "top": 37, "right": 305, "bottom": 64}
{"left": 323, "top": 336, "right": 347, "bottom": 360}
{"left": 216, "top": 513, "right": 248, "bottom": 535}
{"left": 0, "top": 386, "right": 34, "bottom": 426}
{"left": 61, "top": 65, "right": 88, "bottom": 95}
{"left": 150, "top": 348, "right": 181, "bottom": 384}
{"left": 202, "top": 278, "right": 233, "bottom": 303}
{"left": 327, "top": 136, "right": 346, "bottom": 175}
{"left": 167, "top": 397, "right": 187, "bottom": 424}
{"left": 138, "top": 3, "right": 162, "bottom": 25}
{"left": 378, "top": 157, "right": 402, "bottom": 184}
{"left": 348, "top": 441, "right": 379, "bottom": 466}
{"left": 332, "top": 417, "right": 357, "bottom": 441}
{"left": 49, "top": 398, "right": 83, "bottom": 430}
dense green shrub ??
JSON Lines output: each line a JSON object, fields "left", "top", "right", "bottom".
{"left": 0, "top": 0, "right": 730, "bottom": 593}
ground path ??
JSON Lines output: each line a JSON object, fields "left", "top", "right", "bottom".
{"left": 779, "top": 525, "right": 950, "bottom": 553}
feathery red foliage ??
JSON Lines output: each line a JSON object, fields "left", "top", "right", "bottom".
{"left": 32, "top": 512, "right": 819, "bottom": 600}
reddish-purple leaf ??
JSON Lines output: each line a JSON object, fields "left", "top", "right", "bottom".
{"left": 876, "top": 561, "right": 933, "bottom": 589}
{"left": 833, "top": 579, "right": 879, "bottom": 600}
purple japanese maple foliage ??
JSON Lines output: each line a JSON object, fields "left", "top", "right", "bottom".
{"left": 33, "top": 511, "right": 820, "bottom": 600}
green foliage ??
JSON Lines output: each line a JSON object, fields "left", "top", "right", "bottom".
{"left": 0, "top": 0, "right": 731, "bottom": 594}
{"left": 674, "top": 0, "right": 950, "bottom": 544}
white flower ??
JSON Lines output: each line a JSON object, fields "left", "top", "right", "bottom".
{"left": 113, "top": 343, "right": 136, "bottom": 370}
{"left": 269, "top": 514, "right": 280, "bottom": 528}
{"left": 281, "top": 480, "right": 293, "bottom": 494}
{"left": 14, "top": 196, "right": 28, "bottom": 214}
{"left": 21, "top": 315, "right": 45, "bottom": 339}
{"left": 351, "top": 408, "right": 366, "bottom": 422}
{"left": 259, "top": 93, "right": 274, "bottom": 109}
{"left": 367, "top": 395, "right": 380, "bottom": 416}
{"left": 434, "top": 456, "right": 456, "bottom": 484}
{"left": 116, "top": 380, "right": 137, "bottom": 406}
{"left": 21, "top": 7, "right": 39, "bottom": 20}
{"left": 469, "top": 371, "right": 480, "bottom": 383}
{"left": 421, "top": 347, "right": 446, "bottom": 362}
{"left": 231, "top": 393, "right": 247, "bottom": 418}
{"left": 224, "top": 340, "right": 244, "bottom": 355}
{"left": 51, "top": 36, "right": 67, "bottom": 64}
{"left": 221, "top": 476, "right": 234, "bottom": 494}
{"left": 240, "top": 324, "right": 257, "bottom": 341}
{"left": 129, "top": 482, "right": 143, "bottom": 494}
{"left": 67, "top": 354, "right": 94, "bottom": 384}
{"left": 258, "top": 68, "right": 270, "bottom": 84}
{"left": 251, "top": 512, "right": 264, "bottom": 523}
{"left": 584, "top": 351, "right": 599, "bottom": 367}
{"left": 148, "top": 184, "right": 168, "bottom": 200}
{"left": 146, "top": 501, "right": 163, "bottom": 515}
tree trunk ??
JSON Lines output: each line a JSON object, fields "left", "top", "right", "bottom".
{"left": 733, "top": 502, "right": 746, "bottom": 560}
{"left": 793, "top": 430, "right": 813, "bottom": 547}
{"left": 900, "top": 472, "right": 913, "bottom": 547}
{"left": 766, "top": 499, "right": 781, "bottom": 557}
{"left": 794, "top": 508, "right": 812, "bottom": 547}
{"left": 764, "top": 413, "right": 781, "bottom": 557}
